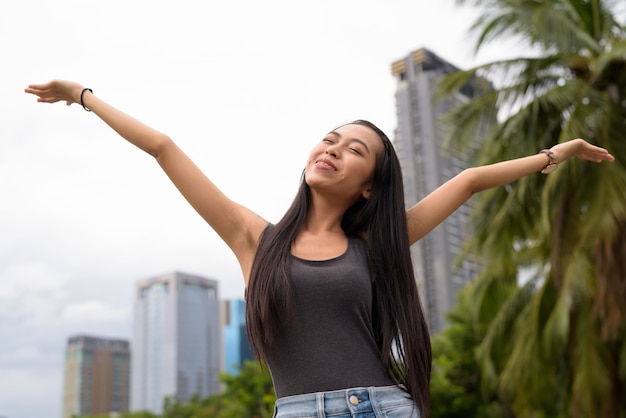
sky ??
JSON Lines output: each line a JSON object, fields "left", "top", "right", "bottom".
{"left": 0, "top": 1, "right": 523, "bottom": 417}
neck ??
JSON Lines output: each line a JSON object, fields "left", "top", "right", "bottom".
{"left": 301, "top": 190, "right": 351, "bottom": 235}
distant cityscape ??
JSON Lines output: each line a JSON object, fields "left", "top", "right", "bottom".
{"left": 59, "top": 46, "right": 484, "bottom": 418}
{"left": 61, "top": 272, "right": 252, "bottom": 417}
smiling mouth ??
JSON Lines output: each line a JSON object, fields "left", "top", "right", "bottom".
{"left": 315, "top": 159, "right": 337, "bottom": 170}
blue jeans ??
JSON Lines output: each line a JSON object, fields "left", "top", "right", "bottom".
{"left": 272, "top": 385, "right": 420, "bottom": 418}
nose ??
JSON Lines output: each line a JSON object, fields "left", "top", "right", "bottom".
{"left": 325, "top": 142, "right": 339, "bottom": 158}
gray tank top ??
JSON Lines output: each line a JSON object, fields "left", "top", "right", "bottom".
{"left": 264, "top": 236, "right": 393, "bottom": 398}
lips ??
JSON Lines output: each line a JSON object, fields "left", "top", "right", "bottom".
{"left": 315, "top": 158, "right": 337, "bottom": 171}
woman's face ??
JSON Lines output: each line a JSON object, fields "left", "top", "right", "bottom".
{"left": 304, "top": 123, "right": 384, "bottom": 202}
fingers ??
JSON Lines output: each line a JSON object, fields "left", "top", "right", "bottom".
{"left": 25, "top": 81, "right": 54, "bottom": 96}
{"left": 26, "top": 82, "right": 50, "bottom": 91}
{"left": 24, "top": 86, "right": 43, "bottom": 96}
{"left": 37, "top": 96, "right": 60, "bottom": 104}
{"left": 25, "top": 85, "right": 52, "bottom": 99}
{"left": 553, "top": 139, "right": 615, "bottom": 164}
{"left": 595, "top": 150, "right": 615, "bottom": 163}
{"left": 26, "top": 90, "right": 59, "bottom": 103}
{"left": 25, "top": 81, "right": 71, "bottom": 104}
{"left": 584, "top": 143, "right": 614, "bottom": 162}
{"left": 580, "top": 144, "right": 615, "bottom": 163}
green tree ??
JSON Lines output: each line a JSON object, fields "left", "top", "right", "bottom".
{"left": 161, "top": 360, "right": 275, "bottom": 418}
{"left": 431, "top": 281, "right": 516, "bottom": 418}
{"left": 78, "top": 411, "right": 158, "bottom": 418}
{"left": 439, "top": 0, "right": 626, "bottom": 416}
{"left": 80, "top": 361, "right": 274, "bottom": 418}
{"left": 209, "top": 360, "right": 276, "bottom": 418}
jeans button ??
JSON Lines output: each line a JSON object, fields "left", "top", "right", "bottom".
{"left": 349, "top": 395, "right": 359, "bottom": 406}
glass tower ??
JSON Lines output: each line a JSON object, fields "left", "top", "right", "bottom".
{"left": 391, "top": 48, "right": 486, "bottom": 333}
{"left": 131, "top": 272, "right": 221, "bottom": 413}
{"left": 221, "top": 299, "right": 254, "bottom": 375}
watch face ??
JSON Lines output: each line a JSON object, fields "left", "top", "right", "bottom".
{"left": 541, "top": 164, "right": 558, "bottom": 174}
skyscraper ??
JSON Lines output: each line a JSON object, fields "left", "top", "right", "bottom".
{"left": 391, "top": 48, "right": 485, "bottom": 333}
{"left": 61, "top": 335, "right": 130, "bottom": 418}
{"left": 131, "top": 271, "right": 221, "bottom": 414}
{"left": 221, "top": 298, "right": 254, "bottom": 375}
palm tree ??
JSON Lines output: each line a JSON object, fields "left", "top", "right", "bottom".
{"left": 439, "top": 0, "right": 626, "bottom": 416}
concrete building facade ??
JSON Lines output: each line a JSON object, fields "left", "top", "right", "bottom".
{"left": 391, "top": 48, "right": 485, "bottom": 332}
{"left": 62, "top": 335, "right": 130, "bottom": 418}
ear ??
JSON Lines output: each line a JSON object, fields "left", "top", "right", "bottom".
{"left": 361, "top": 184, "right": 372, "bottom": 200}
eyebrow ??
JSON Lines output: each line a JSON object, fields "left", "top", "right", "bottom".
{"left": 327, "top": 131, "right": 371, "bottom": 154}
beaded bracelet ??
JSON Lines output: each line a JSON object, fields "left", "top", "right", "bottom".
{"left": 80, "top": 88, "right": 93, "bottom": 112}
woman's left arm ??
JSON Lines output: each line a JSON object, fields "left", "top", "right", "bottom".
{"left": 406, "top": 138, "right": 615, "bottom": 245}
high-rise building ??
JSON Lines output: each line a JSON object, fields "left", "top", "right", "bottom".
{"left": 391, "top": 48, "right": 486, "bottom": 333}
{"left": 131, "top": 271, "right": 221, "bottom": 414}
{"left": 61, "top": 335, "right": 130, "bottom": 418}
{"left": 221, "top": 299, "right": 254, "bottom": 375}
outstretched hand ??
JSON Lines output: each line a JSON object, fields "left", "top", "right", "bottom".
{"left": 552, "top": 138, "right": 615, "bottom": 164}
{"left": 24, "top": 80, "right": 85, "bottom": 107}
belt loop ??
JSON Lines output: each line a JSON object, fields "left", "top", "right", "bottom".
{"left": 369, "top": 386, "right": 383, "bottom": 416}
{"left": 317, "top": 392, "right": 325, "bottom": 418}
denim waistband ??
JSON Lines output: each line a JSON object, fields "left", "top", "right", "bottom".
{"left": 274, "top": 385, "right": 418, "bottom": 417}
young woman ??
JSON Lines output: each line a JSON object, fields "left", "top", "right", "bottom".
{"left": 25, "top": 80, "right": 614, "bottom": 418}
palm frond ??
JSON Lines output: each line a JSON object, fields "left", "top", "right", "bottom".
{"left": 474, "top": 273, "right": 539, "bottom": 392}
{"left": 531, "top": 1, "right": 601, "bottom": 54}
{"left": 571, "top": 304, "right": 612, "bottom": 415}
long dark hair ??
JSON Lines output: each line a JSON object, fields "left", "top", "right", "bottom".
{"left": 246, "top": 120, "right": 432, "bottom": 416}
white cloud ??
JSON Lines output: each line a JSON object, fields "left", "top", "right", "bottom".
{"left": 61, "top": 300, "right": 130, "bottom": 323}
{"left": 0, "top": 367, "right": 62, "bottom": 418}
{"left": 0, "top": 346, "right": 41, "bottom": 363}
{"left": 0, "top": 261, "right": 67, "bottom": 297}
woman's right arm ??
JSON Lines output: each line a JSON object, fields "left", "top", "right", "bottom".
{"left": 25, "top": 80, "right": 267, "bottom": 284}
